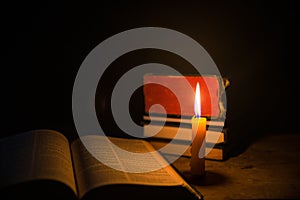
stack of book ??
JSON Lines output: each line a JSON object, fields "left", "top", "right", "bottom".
{"left": 143, "top": 115, "right": 228, "bottom": 160}
{"left": 142, "top": 75, "right": 229, "bottom": 161}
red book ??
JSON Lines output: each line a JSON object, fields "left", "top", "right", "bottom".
{"left": 143, "top": 75, "right": 222, "bottom": 117}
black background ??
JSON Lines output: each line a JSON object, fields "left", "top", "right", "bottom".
{"left": 2, "top": 1, "right": 299, "bottom": 151}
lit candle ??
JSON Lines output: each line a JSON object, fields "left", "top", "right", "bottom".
{"left": 190, "top": 82, "right": 207, "bottom": 176}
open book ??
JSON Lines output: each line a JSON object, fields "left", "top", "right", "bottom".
{"left": 0, "top": 129, "right": 202, "bottom": 200}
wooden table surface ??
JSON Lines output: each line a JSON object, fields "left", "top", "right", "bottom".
{"left": 169, "top": 132, "right": 300, "bottom": 199}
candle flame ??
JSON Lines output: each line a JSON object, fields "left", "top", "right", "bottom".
{"left": 194, "top": 82, "right": 201, "bottom": 118}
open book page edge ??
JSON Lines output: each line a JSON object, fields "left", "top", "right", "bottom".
{"left": 0, "top": 129, "right": 77, "bottom": 195}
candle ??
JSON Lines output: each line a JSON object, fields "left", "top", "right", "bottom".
{"left": 190, "top": 82, "right": 207, "bottom": 176}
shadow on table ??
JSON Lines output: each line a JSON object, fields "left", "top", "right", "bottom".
{"left": 181, "top": 170, "right": 228, "bottom": 186}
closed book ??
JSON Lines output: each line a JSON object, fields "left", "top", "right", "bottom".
{"left": 143, "top": 75, "right": 227, "bottom": 118}
{"left": 149, "top": 139, "right": 228, "bottom": 161}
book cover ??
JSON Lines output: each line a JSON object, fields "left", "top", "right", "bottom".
{"left": 143, "top": 75, "right": 227, "bottom": 118}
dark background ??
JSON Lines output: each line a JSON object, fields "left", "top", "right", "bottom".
{"left": 2, "top": 1, "right": 299, "bottom": 153}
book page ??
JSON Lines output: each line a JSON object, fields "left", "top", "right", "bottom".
{"left": 71, "top": 135, "right": 185, "bottom": 198}
{"left": 0, "top": 130, "right": 76, "bottom": 194}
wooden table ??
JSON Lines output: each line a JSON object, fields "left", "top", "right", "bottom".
{"left": 169, "top": 132, "right": 300, "bottom": 199}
